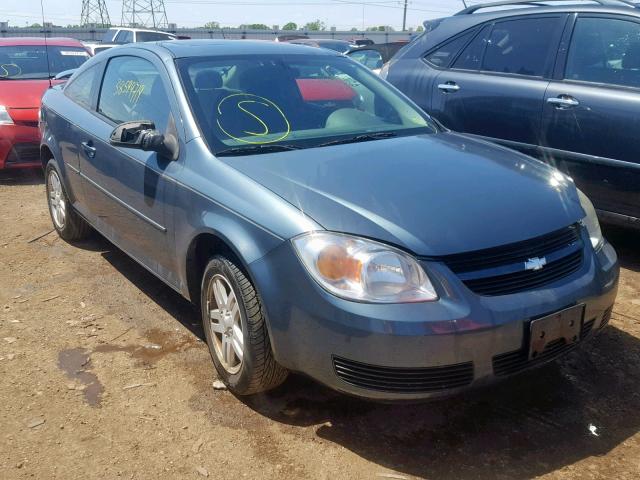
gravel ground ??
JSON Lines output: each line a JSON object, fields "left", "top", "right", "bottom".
{"left": 1, "top": 169, "right": 639, "bottom": 480}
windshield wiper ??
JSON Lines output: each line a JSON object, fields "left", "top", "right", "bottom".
{"left": 215, "top": 144, "right": 301, "bottom": 157}
{"left": 317, "top": 131, "right": 397, "bottom": 148}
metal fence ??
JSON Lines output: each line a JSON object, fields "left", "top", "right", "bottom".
{"left": 0, "top": 27, "right": 416, "bottom": 43}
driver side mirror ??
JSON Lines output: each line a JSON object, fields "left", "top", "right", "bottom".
{"left": 109, "top": 120, "right": 178, "bottom": 160}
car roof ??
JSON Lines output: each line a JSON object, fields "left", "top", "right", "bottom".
{"left": 109, "top": 27, "right": 174, "bottom": 34}
{"left": 0, "top": 37, "right": 86, "bottom": 47}
{"left": 417, "top": 3, "right": 640, "bottom": 50}
{"left": 146, "top": 39, "right": 340, "bottom": 58}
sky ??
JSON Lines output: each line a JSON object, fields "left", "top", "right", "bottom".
{"left": 1, "top": 0, "right": 467, "bottom": 31}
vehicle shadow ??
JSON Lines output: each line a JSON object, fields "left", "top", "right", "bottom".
{"left": 244, "top": 326, "right": 640, "bottom": 479}
{"left": 76, "top": 229, "right": 640, "bottom": 479}
{"left": 604, "top": 225, "right": 640, "bottom": 273}
{"left": 71, "top": 233, "right": 204, "bottom": 340}
{"left": 0, "top": 168, "right": 43, "bottom": 186}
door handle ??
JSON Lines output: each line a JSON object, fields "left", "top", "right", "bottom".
{"left": 438, "top": 82, "right": 460, "bottom": 93}
{"left": 547, "top": 95, "right": 580, "bottom": 109}
{"left": 81, "top": 141, "right": 96, "bottom": 159}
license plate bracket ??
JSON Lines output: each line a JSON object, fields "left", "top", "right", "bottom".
{"left": 529, "top": 305, "right": 584, "bottom": 360}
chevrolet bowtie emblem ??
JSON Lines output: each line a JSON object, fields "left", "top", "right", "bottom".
{"left": 525, "top": 257, "right": 547, "bottom": 271}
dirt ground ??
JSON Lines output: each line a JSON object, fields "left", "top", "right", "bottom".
{"left": 0, "top": 169, "right": 639, "bottom": 480}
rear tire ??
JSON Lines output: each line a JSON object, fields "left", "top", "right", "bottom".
{"left": 200, "top": 255, "right": 288, "bottom": 395}
{"left": 45, "top": 160, "right": 91, "bottom": 241}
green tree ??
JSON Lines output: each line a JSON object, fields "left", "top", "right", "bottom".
{"left": 29, "top": 23, "right": 42, "bottom": 28}
{"left": 416, "top": 25, "right": 424, "bottom": 32}
{"left": 282, "top": 22, "right": 297, "bottom": 30}
{"left": 243, "top": 23, "right": 269, "bottom": 30}
{"left": 304, "top": 19, "right": 326, "bottom": 31}
{"left": 203, "top": 21, "right": 220, "bottom": 30}
{"left": 350, "top": 27, "right": 358, "bottom": 32}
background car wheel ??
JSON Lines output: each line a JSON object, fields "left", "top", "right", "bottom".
{"left": 45, "top": 160, "right": 92, "bottom": 241}
{"left": 200, "top": 255, "right": 288, "bottom": 395}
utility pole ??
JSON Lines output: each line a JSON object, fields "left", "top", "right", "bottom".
{"left": 121, "top": 0, "right": 169, "bottom": 29}
{"left": 402, "top": 0, "right": 408, "bottom": 31}
{"left": 80, "top": 0, "right": 111, "bottom": 27}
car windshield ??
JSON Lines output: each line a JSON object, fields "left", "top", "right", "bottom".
{"left": 137, "top": 31, "right": 175, "bottom": 42}
{"left": 316, "top": 41, "right": 352, "bottom": 53}
{"left": 101, "top": 28, "right": 119, "bottom": 43}
{"left": 177, "top": 54, "right": 437, "bottom": 155}
{"left": 0, "top": 45, "right": 90, "bottom": 80}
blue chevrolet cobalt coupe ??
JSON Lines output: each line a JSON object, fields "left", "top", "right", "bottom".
{"left": 40, "top": 40, "right": 619, "bottom": 400}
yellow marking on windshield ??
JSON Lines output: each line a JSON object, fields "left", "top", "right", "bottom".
{"left": 216, "top": 93, "right": 291, "bottom": 144}
{"left": 0, "top": 64, "right": 22, "bottom": 78}
{"left": 237, "top": 100, "right": 270, "bottom": 136}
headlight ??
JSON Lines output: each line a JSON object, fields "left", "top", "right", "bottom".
{"left": 577, "top": 189, "right": 603, "bottom": 250}
{"left": 0, "top": 105, "right": 13, "bottom": 125}
{"left": 292, "top": 232, "right": 438, "bottom": 303}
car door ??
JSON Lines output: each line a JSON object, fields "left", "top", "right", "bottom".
{"left": 430, "top": 15, "right": 567, "bottom": 149}
{"left": 78, "top": 53, "right": 180, "bottom": 281}
{"left": 540, "top": 13, "right": 640, "bottom": 222}
{"left": 54, "top": 62, "right": 103, "bottom": 209}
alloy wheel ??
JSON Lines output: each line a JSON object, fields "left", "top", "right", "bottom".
{"left": 48, "top": 169, "right": 66, "bottom": 230}
{"left": 206, "top": 274, "right": 244, "bottom": 374}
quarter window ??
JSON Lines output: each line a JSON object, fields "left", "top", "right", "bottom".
{"left": 482, "top": 17, "right": 563, "bottom": 77}
{"left": 64, "top": 64, "right": 100, "bottom": 109}
{"left": 425, "top": 30, "right": 476, "bottom": 68}
{"left": 97, "top": 56, "right": 171, "bottom": 132}
{"left": 565, "top": 17, "right": 640, "bottom": 88}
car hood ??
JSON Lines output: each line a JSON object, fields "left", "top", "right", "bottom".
{"left": 227, "top": 132, "right": 585, "bottom": 256}
{"left": 0, "top": 80, "right": 56, "bottom": 109}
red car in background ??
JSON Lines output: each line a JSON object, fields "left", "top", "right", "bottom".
{"left": 0, "top": 37, "right": 90, "bottom": 169}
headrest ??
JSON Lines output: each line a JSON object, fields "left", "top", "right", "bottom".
{"left": 194, "top": 70, "right": 223, "bottom": 90}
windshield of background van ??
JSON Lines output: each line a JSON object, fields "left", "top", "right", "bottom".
{"left": 0, "top": 46, "right": 89, "bottom": 80}
{"left": 176, "top": 54, "right": 437, "bottom": 154}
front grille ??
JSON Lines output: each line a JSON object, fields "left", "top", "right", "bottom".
{"left": 600, "top": 306, "right": 613, "bottom": 329}
{"left": 493, "top": 318, "right": 593, "bottom": 376}
{"left": 440, "top": 225, "right": 583, "bottom": 296}
{"left": 333, "top": 356, "right": 474, "bottom": 393}
{"left": 6, "top": 143, "right": 40, "bottom": 165}
{"left": 463, "top": 250, "right": 583, "bottom": 296}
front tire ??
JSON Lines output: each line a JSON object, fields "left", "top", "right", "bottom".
{"left": 200, "top": 255, "right": 288, "bottom": 395}
{"left": 45, "top": 160, "right": 91, "bottom": 241}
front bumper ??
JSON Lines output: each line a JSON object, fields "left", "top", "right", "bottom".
{"left": 249, "top": 233, "right": 619, "bottom": 401}
{"left": 0, "top": 124, "right": 41, "bottom": 169}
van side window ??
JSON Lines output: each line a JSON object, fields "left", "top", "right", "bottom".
{"left": 452, "top": 25, "right": 491, "bottom": 71}
{"left": 424, "top": 30, "right": 476, "bottom": 68}
{"left": 482, "top": 17, "right": 563, "bottom": 77}
{"left": 565, "top": 17, "right": 640, "bottom": 88}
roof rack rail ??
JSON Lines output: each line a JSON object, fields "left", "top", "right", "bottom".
{"left": 455, "top": 0, "right": 636, "bottom": 15}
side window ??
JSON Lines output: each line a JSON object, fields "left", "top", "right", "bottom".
{"left": 452, "top": 25, "right": 491, "bottom": 71}
{"left": 482, "top": 17, "right": 563, "bottom": 77}
{"left": 115, "top": 30, "right": 133, "bottom": 44}
{"left": 424, "top": 29, "right": 477, "bottom": 68}
{"left": 64, "top": 64, "right": 100, "bottom": 109}
{"left": 97, "top": 56, "right": 171, "bottom": 133}
{"left": 565, "top": 17, "right": 640, "bottom": 88}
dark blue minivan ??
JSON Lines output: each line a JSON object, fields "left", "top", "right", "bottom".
{"left": 382, "top": 0, "right": 640, "bottom": 230}
{"left": 40, "top": 40, "right": 618, "bottom": 400}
